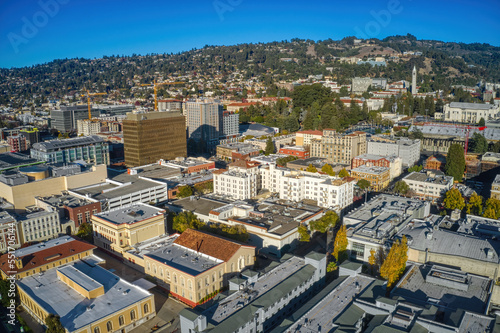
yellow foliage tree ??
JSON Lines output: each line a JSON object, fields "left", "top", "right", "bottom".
{"left": 380, "top": 236, "right": 408, "bottom": 288}
{"left": 333, "top": 225, "right": 348, "bottom": 262}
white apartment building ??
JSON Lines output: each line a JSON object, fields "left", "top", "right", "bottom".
{"left": 76, "top": 119, "right": 101, "bottom": 136}
{"left": 17, "top": 208, "right": 61, "bottom": 244}
{"left": 403, "top": 171, "right": 454, "bottom": 201}
{"left": 222, "top": 111, "right": 239, "bottom": 138}
{"left": 367, "top": 136, "right": 421, "bottom": 167}
{"left": 213, "top": 170, "right": 258, "bottom": 200}
{"left": 279, "top": 173, "right": 355, "bottom": 210}
{"left": 440, "top": 102, "right": 500, "bottom": 123}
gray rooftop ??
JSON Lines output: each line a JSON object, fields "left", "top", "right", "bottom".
{"left": 412, "top": 124, "right": 500, "bottom": 141}
{"left": 169, "top": 197, "right": 227, "bottom": 216}
{"left": 93, "top": 203, "right": 165, "bottom": 225}
{"left": 0, "top": 210, "right": 15, "bottom": 225}
{"left": 32, "top": 135, "right": 105, "bottom": 152}
{"left": 145, "top": 242, "right": 222, "bottom": 276}
{"left": 0, "top": 152, "right": 43, "bottom": 171}
{"left": 17, "top": 257, "right": 152, "bottom": 332}
{"left": 449, "top": 102, "right": 498, "bottom": 110}
{"left": 404, "top": 171, "right": 453, "bottom": 185}
{"left": 13, "top": 235, "right": 76, "bottom": 258}
{"left": 352, "top": 165, "right": 390, "bottom": 175}
{"left": 36, "top": 193, "right": 96, "bottom": 208}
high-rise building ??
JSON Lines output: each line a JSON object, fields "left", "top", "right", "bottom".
{"left": 123, "top": 112, "right": 186, "bottom": 167}
{"left": 411, "top": 65, "right": 417, "bottom": 95}
{"left": 7, "top": 134, "right": 28, "bottom": 152}
{"left": 221, "top": 110, "right": 239, "bottom": 138}
{"left": 185, "top": 101, "right": 224, "bottom": 151}
{"left": 51, "top": 105, "right": 100, "bottom": 132}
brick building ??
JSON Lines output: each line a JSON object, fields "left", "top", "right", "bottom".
{"left": 278, "top": 145, "right": 310, "bottom": 159}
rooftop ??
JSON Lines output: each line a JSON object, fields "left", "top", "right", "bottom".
{"left": 32, "top": 135, "right": 105, "bottom": 152}
{"left": 412, "top": 124, "right": 500, "bottom": 141}
{"left": 403, "top": 171, "right": 453, "bottom": 185}
{"left": 449, "top": 102, "right": 498, "bottom": 110}
{"left": 352, "top": 165, "right": 390, "bottom": 175}
{"left": 169, "top": 197, "right": 228, "bottom": 217}
{"left": 17, "top": 258, "right": 152, "bottom": 332}
{"left": 36, "top": 193, "right": 96, "bottom": 208}
{"left": 0, "top": 152, "right": 43, "bottom": 171}
{"left": 92, "top": 203, "right": 165, "bottom": 225}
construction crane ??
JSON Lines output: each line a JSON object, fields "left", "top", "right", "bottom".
{"left": 139, "top": 79, "right": 183, "bottom": 111}
{"left": 81, "top": 89, "right": 107, "bottom": 120}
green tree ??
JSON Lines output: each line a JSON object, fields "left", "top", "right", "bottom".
{"left": 357, "top": 179, "right": 371, "bottom": 191}
{"left": 306, "top": 164, "right": 318, "bottom": 173}
{"left": 338, "top": 168, "right": 349, "bottom": 178}
{"left": 46, "top": 314, "right": 65, "bottom": 333}
{"left": 408, "top": 165, "right": 423, "bottom": 173}
{"left": 470, "top": 132, "right": 488, "bottom": 154}
{"left": 321, "top": 163, "right": 335, "bottom": 176}
{"left": 393, "top": 180, "right": 410, "bottom": 195}
{"left": 172, "top": 211, "right": 205, "bottom": 233}
{"left": 327, "top": 261, "right": 338, "bottom": 272}
{"left": 409, "top": 129, "right": 424, "bottom": 140}
{"left": 76, "top": 222, "right": 92, "bottom": 243}
{"left": 264, "top": 137, "right": 275, "bottom": 155}
{"left": 333, "top": 224, "right": 348, "bottom": 262}
{"left": 177, "top": 185, "right": 193, "bottom": 198}
{"left": 492, "top": 141, "right": 500, "bottom": 153}
{"left": 276, "top": 155, "right": 298, "bottom": 166}
{"left": 466, "top": 192, "right": 483, "bottom": 215}
{"left": 478, "top": 117, "right": 486, "bottom": 127}
{"left": 298, "top": 224, "right": 310, "bottom": 242}
{"left": 445, "top": 143, "right": 465, "bottom": 182}
{"left": 443, "top": 188, "right": 465, "bottom": 211}
{"left": 310, "top": 211, "right": 339, "bottom": 233}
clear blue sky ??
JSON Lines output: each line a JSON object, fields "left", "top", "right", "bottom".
{"left": 1, "top": 0, "right": 499, "bottom": 68}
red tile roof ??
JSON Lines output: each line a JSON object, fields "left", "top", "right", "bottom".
{"left": 297, "top": 130, "right": 323, "bottom": 136}
{"left": 0, "top": 237, "right": 96, "bottom": 275}
{"left": 174, "top": 229, "right": 254, "bottom": 262}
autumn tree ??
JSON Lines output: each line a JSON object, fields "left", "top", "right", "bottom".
{"left": 76, "top": 222, "right": 93, "bottom": 243}
{"left": 298, "top": 224, "right": 310, "bottom": 242}
{"left": 310, "top": 211, "right": 339, "bottom": 234}
{"left": 46, "top": 314, "right": 65, "bottom": 333}
{"left": 368, "top": 248, "right": 377, "bottom": 275}
{"left": 333, "top": 224, "right": 348, "bottom": 262}
{"left": 306, "top": 164, "right": 318, "bottom": 173}
{"left": 380, "top": 236, "right": 408, "bottom": 288}
{"left": 466, "top": 192, "right": 483, "bottom": 215}
{"left": 443, "top": 188, "right": 465, "bottom": 211}
{"left": 445, "top": 143, "right": 465, "bottom": 182}
{"left": 338, "top": 168, "right": 349, "bottom": 178}
{"left": 393, "top": 180, "right": 410, "bottom": 195}
{"left": 321, "top": 163, "right": 335, "bottom": 176}
{"left": 327, "top": 261, "right": 337, "bottom": 272}
{"left": 484, "top": 198, "right": 500, "bottom": 219}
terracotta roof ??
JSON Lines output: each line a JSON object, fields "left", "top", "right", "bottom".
{"left": 297, "top": 130, "right": 323, "bottom": 136}
{"left": 174, "top": 229, "right": 253, "bottom": 262}
{"left": 212, "top": 168, "right": 227, "bottom": 175}
{"left": 229, "top": 159, "right": 260, "bottom": 169}
{"left": 0, "top": 237, "right": 96, "bottom": 275}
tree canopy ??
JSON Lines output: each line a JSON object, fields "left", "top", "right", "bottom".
{"left": 333, "top": 224, "right": 348, "bottom": 262}
{"left": 310, "top": 211, "right": 339, "bottom": 233}
{"left": 466, "top": 192, "right": 483, "bottom": 215}
{"left": 357, "top": 179, "right": 371, "bottom": 191}
{"left": 321, "top": 163, "right": 335, "bottom": 176}
{"left": 265, "top": 137, "right": 275, "bottom": 155}
{"left": 177, "top": 185, "right": 193, "bottom": 198}
{"left": 445, "top": 144, "right": 465, "bottom": 182}
{"left": 306, "top": 164, "right": 318, "bottom": 173}
{"left": 443, "top": 188, "right": 465, "bottom": 211}
{"left": 393, "top": 180, "right": 410, "bottom": 195}
{"left": 380, "top": 236, "right": 408, "bottom": 288}
{"left": 338, "top": 168, "right": 349, "bottom": 178}
{"left": 470, "top": 132, "right": 488, "bottom": 154}
{"left": 298, "top": 224, "right": 310, "bottom": 242}
{"left": 46, "top": 314, "right": 65, "bottom": 333}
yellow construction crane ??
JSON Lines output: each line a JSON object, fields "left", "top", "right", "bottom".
{"left": 139, "top": 79, "right": 183, "bottom": 111}
{"left": 81, "top": 89, "right": 107, "bottom": 120}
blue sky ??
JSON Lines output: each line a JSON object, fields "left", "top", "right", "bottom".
{"left": 1, "top": 0, "right": 499, "bottom": 68}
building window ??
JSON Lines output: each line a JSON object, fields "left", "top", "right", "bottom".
{"left": 106, "top": 321, "right": 113, "bottom": 332}
{"left": 94, "top": 328, "right": 100, "bottom": 333}
{"left": 119, "top": 315, "right": 124, "bottom": 326}
{"left": 130, "top": 310, "right": 136, "bottom": 320}
{"left": 144, "top": 303, "right": 149, "bottom": 314}
{"left": 352, "top": 242, "right": 365, "bottom": 259}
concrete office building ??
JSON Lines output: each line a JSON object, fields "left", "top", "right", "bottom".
{"left": 16, "top": 207, "right": 61, "bottom": 244}
{"left": 77, "top": 119, "right": 101, "bottom": 136}
{"left": 367, "top": 136, "right": 421, "bottom": 167}
{"left": 157, "top": 99, "right": 182, "bottom": 112}
{"left": 123, "top": 112, "right": 187, "bottom": 167}
{"left": 179, "top": 252, "right": 326, "bottom": 333}
{"left": 222, "top": 110, "right": 239, "bottom": 138}
{"left": 51, "top": 105, "right": 100, "bottom": 132}
{"left": 31, "top": 135, "right": 110, "bottom": 165}
{"left": 185, "top": 100, "right": 224, "bottom": 151}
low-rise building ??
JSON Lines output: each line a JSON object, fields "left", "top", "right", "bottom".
{"left": 144, "top": 228, "right": 255, "bottom": 307}
{"left": 278, "top": 145, "right": 310, "bottom": 159}
{"left": 492, "top": 174, "right": 500, "bottom": 200}
{"left": 481, "top": 152, "right": 500, "bottom": 172}
{"left": 425, "top": 154, "right": 446, "bottom": 171}
{"left": 351, "top": 153, "right": 402, "bottom": 180}
{"left": 442, "top": 102, "right": 500, "bottom": 123}
{"left": 295, "top": 130, "right": 323, "bottom": 147}
{"left": 403, "top": 171, "right": 453, "bottom": 201}
{"left": 213, "top": 169, "right": 258, "bottom": 200}
{"left": 76, "top": 119, "right": 102, "bottom": 136}
{"left": 343, "top": 194, "right": 430, "bottom": 262}
{"left": 350, "top": 165, "right": 390, "bottom": 191}
{"left": 91, "top": 203, "right": 166, "bottom": 254}
{"left": 216, "top": 142, "right": 260, "bottom": 161}
{"left": 16, "top": 207, "right": 61, "bottom": 244}
{"left": 310, "top": 130, "right": 367, "bottom": 165}
{"left": 179, "top": 251, "right": 326, "bottom": 333}
{"left": 18, "top": 256, "right": 155, "bottom": 333}
{"left": 0, "top": 211, "right": 20, "bottom": 252}
{"left": 0, "top": 235, "right": 97, "bottom": 279}
{"left": 367, "top": 136, "right": 421, "bottom": 167}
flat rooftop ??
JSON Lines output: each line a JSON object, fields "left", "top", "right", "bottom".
{"left": 286, "top": 274, "right": 375, "bottom": 333}
{"left": 32, "top": 135, "right": 104, "bottom": 152}
{"left": 13, "top": 235, "right": 76, "bottom": 258}
{"left": 404, "top": 172, "right": 453, "bottom": 185}
{"left": 127, "top": 234, "right": 179, "bottom": 259}
{"left": 393, "top": 265, "right": 491, "bottom": 315}
{"left": 0, "top": 210, "right": 15, "bottom": 225}
{"left": 351, "top": 165, "right": 390, "bottom": 175}
{"left": 0, "top": 152, "right": 43, "bottom": 171}
{"left": 145, "top": 242, "right": 222, "bottom": 276}
{"left": 17, "top": 258, "right": 152, "bottom": 332}
{"left": 93, "top": 203, "right": 165, "bottom": 225}
{"left": 170, "top": 197, "right": 227, "bottom": 216}
{"left": 57, "top": 265, "right": 103, "bottom": 292}
{"left": 412, "top": 124, "right": 500, "bottom": 141}
{"left": 36, "top": 193, "right": 96, "bottom": 208}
